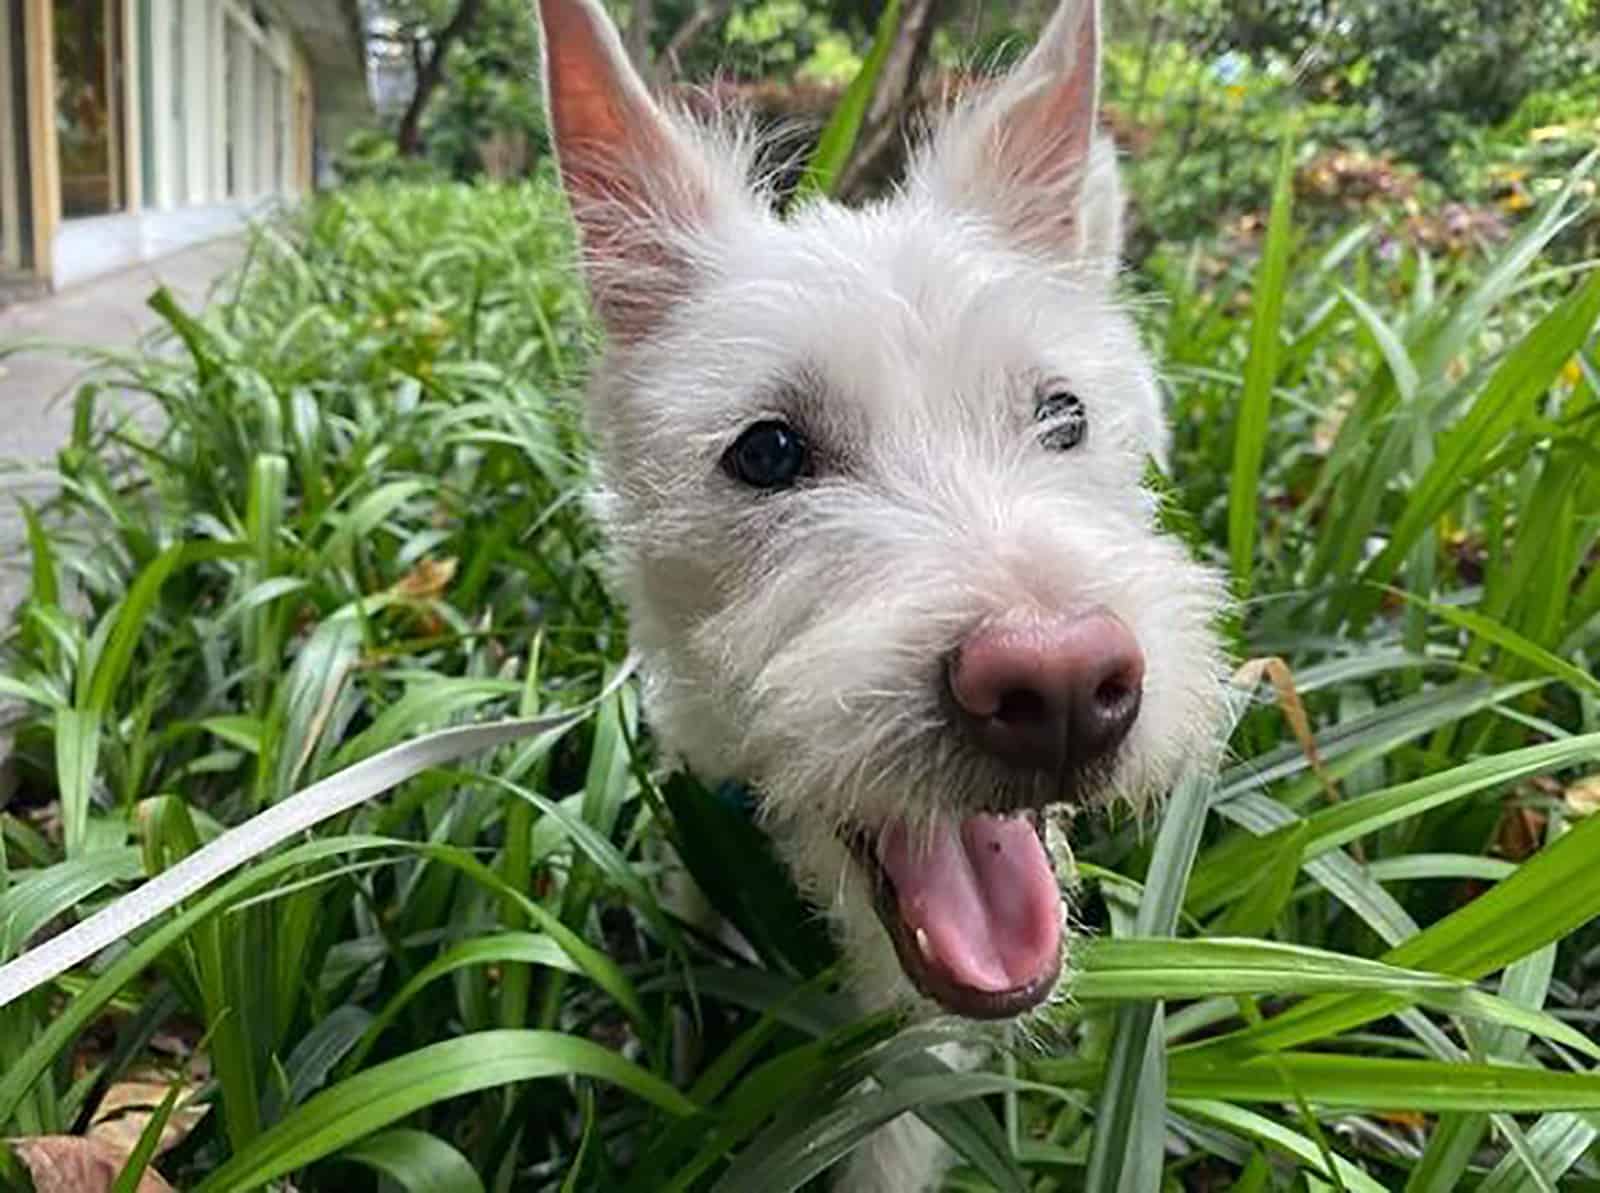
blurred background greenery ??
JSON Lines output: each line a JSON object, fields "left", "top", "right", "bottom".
{"left": 347, "top": 0, "right": 1599, "bottom": 260}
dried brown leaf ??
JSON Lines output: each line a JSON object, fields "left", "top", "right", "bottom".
{"left": 1232, "top": 656, "right": 1343, "bottom": 807}
{"left": 7, "top": 1135, "right": 172, "bottom": 1193}
{"left": 1493, "top": 801, "right": 1547, "bottom": 861}
{"left": 1566, "top": 774, "right": 1600, "bottom": 818}
{"left": 392, "top": 555, "right": 458, "bottom": 600}
{"left": 88, "top": 1077, "right": 208, "bottom": 1157}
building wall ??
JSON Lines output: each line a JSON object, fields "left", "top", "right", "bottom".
{"left": 13, "top": 0, "right": 327, "bottom": 291}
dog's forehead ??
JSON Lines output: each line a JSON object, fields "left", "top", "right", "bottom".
{"left": 696, "top": 200, "right": 1138, "bottom": 410}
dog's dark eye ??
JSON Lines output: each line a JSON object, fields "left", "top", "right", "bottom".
{"left": 724, "top": 420, "right": 810, "bottom": 489}
{"left": 1035, "top": 388, "right": 1087, "bottom": 452}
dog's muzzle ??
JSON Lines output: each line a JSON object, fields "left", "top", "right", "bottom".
{"left": 840, "top": 608, "right": 1146, "bottom": 1019}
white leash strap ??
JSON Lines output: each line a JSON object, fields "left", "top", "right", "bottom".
{"left": 0, "top": 658, "right": 638, "bottom": 1009}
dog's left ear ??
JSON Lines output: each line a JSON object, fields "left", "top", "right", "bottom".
{"left": 913, "top": 0, "right": 1122, "bottom": 268}
{"left": 536, "top": 0, "right": 749, "bottom": 343}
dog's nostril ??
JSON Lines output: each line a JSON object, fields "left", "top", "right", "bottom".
{"left": 1094, "top": 675, "right": 1133, "bottom": 711}
{"left": 994, "top": 688, "right": 1047, "bottom": 726}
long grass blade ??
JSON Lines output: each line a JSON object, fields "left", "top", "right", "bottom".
{"left": 1227, "top": 139, "right": 1295, "bottom": 591}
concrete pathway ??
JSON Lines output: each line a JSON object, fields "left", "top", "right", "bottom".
{"left": 0, "top": 237, "right": 246, "bottom": 618}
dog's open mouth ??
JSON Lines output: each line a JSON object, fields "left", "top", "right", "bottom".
{"left": 850, "top": 812, "right": 1062, "bottom": 1019}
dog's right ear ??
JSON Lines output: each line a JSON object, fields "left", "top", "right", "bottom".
{"left": 912, "top": 0, "right": 1122, "bottom": 270}
{"left": 536, "top": 0, "right": 739, "bottom": 343}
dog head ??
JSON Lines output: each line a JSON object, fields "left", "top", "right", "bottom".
{"left": 536, "top": 0, "right": 1227, "bottom": 1018}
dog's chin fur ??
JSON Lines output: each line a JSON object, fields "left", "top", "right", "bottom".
{"left": 536, "top": 0, "right": 1229, "bottom": 1186}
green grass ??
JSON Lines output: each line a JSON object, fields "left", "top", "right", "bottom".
{"left": 0, "top": 155, "right": 1598, "bottom": 1192}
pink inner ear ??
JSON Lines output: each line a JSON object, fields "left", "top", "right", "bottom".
{"left": 547, "top": 47, "right": 628, "bottom": 155}
{"left": 561, "top": 142, "right": 703, "bottom": 344}
{"left": 538, "top": 0, "right": 714, "bottom": 342}
{"left": 1014, "top": 13, "right": 1096, "bottom": 187}
{"left": 911, "top": 0, "right": 1104, "bottom": 258}
{"left": 988, "top": 2, "right": 1098, "bottom": 245}
{"left": 540, "top": 0, "right": 656, "bottom": 208}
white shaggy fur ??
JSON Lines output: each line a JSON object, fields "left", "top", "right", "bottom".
{"left": 533, "top": 0, "right": 1227, "bottom": 1187}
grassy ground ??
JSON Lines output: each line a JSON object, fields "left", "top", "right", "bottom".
{"left": 0, "top": 152, "right": 1598, "bottom": 1191}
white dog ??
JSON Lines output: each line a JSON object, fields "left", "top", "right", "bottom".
{"left": 533, "top": 0, "right": 1226, "bottom": 1185}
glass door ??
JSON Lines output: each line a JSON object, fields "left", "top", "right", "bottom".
{"left": 53, "top": 0, "right": 127, "bottom": 218}
{"left": 0, "top": 0, "right": 33, "bottom": 270}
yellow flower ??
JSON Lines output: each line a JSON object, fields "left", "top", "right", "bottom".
{"left": 1562, "top": 356, "right": 1583, "bottom": 387}
{"left": 1225, "top": 83, "right": 1246, "bottom": 101}
{"left": 1500, "top": 190, "right": 1532, "bottom": 213}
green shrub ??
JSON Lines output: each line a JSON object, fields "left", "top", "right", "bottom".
{"left": 1104, "top": 39, "right": 1286, "bottom": 252}
{"left": 334, "top": 128, "right": 452, "bottom": 185}
{"left": 1218, "top": 0, "right": 1600, "bottom": 177}
{"left": 1, "top": 175, "right": 605, "bottom": 853}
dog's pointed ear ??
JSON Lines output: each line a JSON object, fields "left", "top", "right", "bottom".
{"left": 914, "top": 0, "right": 1121, "bottom": 267}
{"left": 537, "top": 0, "right": 740, "bottom": 341}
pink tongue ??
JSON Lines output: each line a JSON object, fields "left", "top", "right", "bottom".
{"left": 875, "top": 815, "right": 1061, "bottom": 994}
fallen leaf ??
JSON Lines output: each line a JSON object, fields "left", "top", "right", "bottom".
{"left": 8, "top": 1135, "right": 172, "bottom": 1193}
{"left": 89, "top": 1077, "right": 208, "bottom": 1156}
{"left": 392, "top": 555, "right": 458, "bottom": 600}
{"left": 1493, "top": 802, "right": 1546, "bottom": 860}
{"left": 1567, "top": 774, "right": 1600, "bottom": 818}
{"left": 5, "top": 1071, "right": 207, "bottom": 1192}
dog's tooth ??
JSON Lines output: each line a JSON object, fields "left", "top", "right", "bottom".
{"left": 915, "top": 927, "right": 933, "bottom": 960}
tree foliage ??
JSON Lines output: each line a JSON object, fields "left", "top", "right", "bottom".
{"left": 1218, "top": 0, "right": 1600, "bottom": 174}
{"left": 352, "top": 0, "right": 1600, "bottom": 199}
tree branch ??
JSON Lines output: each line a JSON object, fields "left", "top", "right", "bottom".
{"left": 396, "top": 0, "right": 486, "bottom": 156}
{"left": 834, "top": 0, "right": 946, "bottom": 201}
{"left": 625, "top": 0, "right": 655, "bottom": 73}
{"left": 652, "top": 0, "right": 738, "bottom": 86}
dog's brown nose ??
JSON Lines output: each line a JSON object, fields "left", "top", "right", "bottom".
{"left": 948, "top": 611, "right": 1144, "bottom": 774}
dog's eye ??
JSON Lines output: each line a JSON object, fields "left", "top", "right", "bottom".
{"left": 723, "top": 420, "right": 810, "bottom": 489}
{"left": 1035, "top": 388, "right": 1087, "bottom": 452}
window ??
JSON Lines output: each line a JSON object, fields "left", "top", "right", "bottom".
{"left": 294, "top": 77, "right": 310, "bottom": 192}
{"left": 224, "top": 17, "right": 244, "bottom": 196}
{"left": 272, "top": 62, "right": 283, "bottom": 192}
{"left": 208, "top": 0, "right": 222, "bottom": 196}
{"left": 1, "top": 0, "right": 31, "bottom": 267}
{"left": 254, "top": 43, "right": 270, "bottom": 194}
{"left": 169, "top": 0, "right": 186, "bottom": 203}
{"left": 137, "top": 0, "right": 153, "bottom": 201}
{"left": 54, "top": 0, "right": 128, "bottom": 218}
{"left": 219, "top": 6, "right": 293, "bottom": 202}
